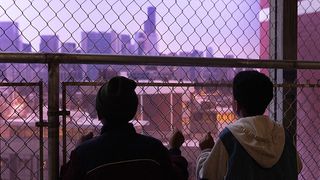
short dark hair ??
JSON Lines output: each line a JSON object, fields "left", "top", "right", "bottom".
{"left": 233, "top": 70, "right": 273, "bottom": 115}
{"left": 96, "top": 76, "right": 138, "bottom": 124}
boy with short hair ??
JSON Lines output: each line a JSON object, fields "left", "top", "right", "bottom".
{"left": 197, "top": 70, "right": 302, "bottom": 180}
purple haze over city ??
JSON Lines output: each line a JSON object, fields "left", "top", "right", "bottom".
{"left": 0, "top": 0, "right": 260, "bottom": 58}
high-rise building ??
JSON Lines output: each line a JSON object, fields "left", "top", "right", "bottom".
{"left": 144, "top": 6, "right": 156, "bottom": 36}
{"left": 37, "top": 35, "right": 60, "bottom": 81}
{"left": 0, "top": 21, "right": 21, "bottom": 52}
{"left": 81, "top": 31, "right": 111, "bottom": 54}
{"left": 0, "top": 21, "right": 22, "bottom": 82}
{"left": 61, "top": 42, "right": 76, "bottom": 53}
{"left": 134, "top": 32, "right": 147, "bottom": 56}
{"left": 60, "top": 42, "right": 83, "bottom": 81}
{"left": 81, "top": 31, "right": 112, "bottom": 81}
{"left": 110, "top": 30, "right": 121, "bottom": 54}
{"left": 22, "top": 43, "right": 32, "bottom": 52}
{"left": 188, "top": 50, "right": 203, "bottom": 82}
{"left": 39, "top": 35, "right": 59, "bottom": 53}
{"left": 143, "top": 6, "right": 158, "bottom": 56}
{"left": 120, "top": 34, "right": 131, "bottom": 55}
{"left": 19, "top": 43, "right": 33, "bottom": 83}
{"left": 144, "top": 32, "right": 159, "bottom": 56}
{"left": 205, "top": 47, "right": 214, "bottom": 58}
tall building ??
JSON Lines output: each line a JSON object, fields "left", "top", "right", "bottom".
{"left": 205, "top": 47, "right": 214, "bottom": 58}
{"left": 81, "top": 31, "right": 112, "bottom": 81}
{"left": 39, "top": 35, "right": 59, "bottom": 53}
{"left": 144, "top": 6, "right": 156, "bottom": 36}
{"left": 81, "top": 31, "right": 111, "bottom": 54}
{"left": 0, "top": 21, "right": 21, "bottom": 52}
{"left": 259, "top": 0, "right": 320, "bottom": 178}
{"left": 110, "top": 30, "right": 121, "bottom": 54}
{"left": 145, "top": 32, "right": 159, "bottom": 56}
{"left": 19, "top": 43, "right": 33, "bottom": 83}
{"left": 21, "top": 43, "right": 32, "bottom": 52}
{"left": 61, "top": 42, "right": 76, "bottom": 53}
{"left": 134, "top": 32, "right": 147, "bottom": 56}
{"left": 143, "top": 6, "right": 158, "bottom": 56}
{"left": 60, "top": 42, "right": 83, "bottom": 81}
{"left": 120, "top": 34, "right": 131, "bottom": 55}
{"left": 188, "top": 50, "right": 203, "bottom": 82}
{"left": 0, "top": 21, "right": 22, "bottom": 82}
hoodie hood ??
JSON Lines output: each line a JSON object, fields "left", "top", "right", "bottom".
{"left": 227, "top": 115, "right": 285, "bottom": 168}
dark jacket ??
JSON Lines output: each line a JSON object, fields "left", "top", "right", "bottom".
{"left": 60, "top": 123, "right": 183, "bottom": 180}
{"left": 220, "top": 128, "right": 298, "bottom": 180}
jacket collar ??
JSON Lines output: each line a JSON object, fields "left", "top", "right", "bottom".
{"left": 100, "top": 123, "right": 136, "bottom": 135}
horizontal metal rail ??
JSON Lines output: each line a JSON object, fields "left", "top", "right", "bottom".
{"left": 62, "top": 81, "right": 320, "bottom": 88}
{"left": 1, "top": 53, "right": 320, "bottom": 69}
{"left": 0, "top": 82, "right": 43, "bottom": 86}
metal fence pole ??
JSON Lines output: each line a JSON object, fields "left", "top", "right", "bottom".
{"left": 39, "top": 81, "right": 44, "bottom": 180}
{"left": 282, "top": 1, "right": 298, "bottom": 141}
{"left": 270, "top": 0, "right": 298, "bottom": 140}
{"left": 47, "top": 57, "right": 60, "bottom": 180}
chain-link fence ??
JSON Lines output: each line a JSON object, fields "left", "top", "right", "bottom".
{"left": 0, "top": 0, "right": 262, "bottom": 57}
{"left": 0, "top": 82, "right": 45, "bottom": 180}
{"left": 0, "top": 56, "right": 319, "bottom": 180}
{"left": 1, "top": 0, "right": 320, "bottom": 180}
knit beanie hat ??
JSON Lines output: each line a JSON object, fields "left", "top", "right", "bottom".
{"left": 96, "top": 76, "right": 138, "bottom": 125}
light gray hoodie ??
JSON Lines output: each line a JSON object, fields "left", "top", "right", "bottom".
{"left": 197, "top": 115, "right": 302, "bottom": 180}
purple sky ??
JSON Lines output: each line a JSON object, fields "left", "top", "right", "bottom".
{"left": 0, "top": 0, "right": 260, "bottom": 58}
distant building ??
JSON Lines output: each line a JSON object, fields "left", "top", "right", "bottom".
{"left": 120, "top": 34, "right": 131, "bottom": 55}
{"left": 0, "top": 21, "right": 22, "bottom": 82}
{"left": 60, "top": 42, "right": 84, "bottom": 81}
{"left": 81, "top": 31, "right": 112, "bottom": 81}
{"left": 144, "top": 6, "right": 156, "bottom": 36}
{"left": 143, "top": 6, "right": 158, "bottom": 56}
{"left": 109, "top": 30, "right": 121, "bottom": 54}
{"left": 36, "top": 35, "right": 60, "bottom": 81}
{"left": 134, "top": 32, "right": 147, "bottom": 56}
{"left": 19, "top": 43, "right": 33, "bottom": 83}
{"left": 205, "top": 47, "right": 214, "bottom": 58}
{"left": 21, "top": 43, "right": 32, "bottom": 52}
{"left": 81, "top": 31, "right": 111, "bottom": 54}
{"left": 39, "top": 35, "right": 59, "bottom": 53}
{"left": 0, "top": 21, "right": 21, "bottom": 52}
{"left": 145, "top": 32, "right": 159, "bottom": 56}
{"left": 61, "top": 42, "right": 76, "bottom": 53}
{"left": 188, "top": 50, "right": 203, "bottom": 82}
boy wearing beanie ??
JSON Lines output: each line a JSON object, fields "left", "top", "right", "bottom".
{"left": 61, "top": 76, "right": 187, "bottom": 180}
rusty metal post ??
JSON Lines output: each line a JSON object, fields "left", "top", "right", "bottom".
{"left": 270, "top": 0, "right": 298, "bottom": 140}
{"left": 62, "top": 83, "right": 67, "bottom": 165}
{"left": 47, "top": 57, "right": 60, "bottom": 180}
{"left": 39, "top": 81, "right": 44, "bottom": 180}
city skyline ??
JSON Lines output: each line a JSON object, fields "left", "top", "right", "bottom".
{"left": 0, "top": 0, "right": 261, "bottom": 58}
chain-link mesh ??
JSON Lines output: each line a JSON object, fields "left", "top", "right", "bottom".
{"left": 0, "top": 0, "right": 261, "bottom": 57}
{"left": 1, "top": 0, "right": 320, "bottom": 179}
{"left": 258, "top": 0, "right": 320, "bottom": 179}
{"left": 60, "top": 70, "right": 237, "bottom": 180}
{"left": 297, "top": 3, "right": 320, "bottom": 178}
{"left": 0, "top": 82, "right": 45, "bottom": 180}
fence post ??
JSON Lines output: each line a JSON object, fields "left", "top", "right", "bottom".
{"left": 269, "top": 1, "right": 298, "bottom": 140}
{"left": 47, "top": 55, "right": 60, "bottom": 180}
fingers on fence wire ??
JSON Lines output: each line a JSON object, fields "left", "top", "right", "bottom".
{"left": 77, "top": 132, "right": 94, "bottom": 146}
{"left": 199, "top": 132, "right": 215, "bottom": 151}
{"left": 169, "top": 129, "right": 185, "bottom": 149}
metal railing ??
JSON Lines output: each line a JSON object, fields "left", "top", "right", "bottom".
{"left": 1, "top": 53, "right": 320, "bottom": 179}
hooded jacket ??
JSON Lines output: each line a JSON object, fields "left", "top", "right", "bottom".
{"left": 197, "top": 115, "right": 302, "bottom": 180}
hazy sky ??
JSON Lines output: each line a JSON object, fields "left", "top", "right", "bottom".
{"left": 0, "top": 0, "right": 260, "bottom": 58}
